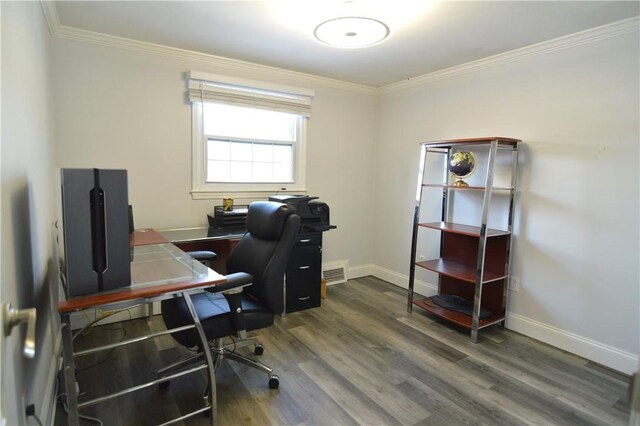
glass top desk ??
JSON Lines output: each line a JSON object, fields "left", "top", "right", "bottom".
{"left": 59, "top": 233, "right": 226, "bottom": 426}
{"left": 158, "top": 226, "right": 246, "bottom": 243}
{"left": 158, "top": 227, "right": 246, "bottom": 276}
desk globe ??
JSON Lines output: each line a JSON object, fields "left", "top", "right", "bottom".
{"left": 448, "top": 151, "right": 476, "bottom": 187}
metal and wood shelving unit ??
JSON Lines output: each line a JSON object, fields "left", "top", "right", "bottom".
{"left": 407, "top": 137, "right": 521, "bottom": 342}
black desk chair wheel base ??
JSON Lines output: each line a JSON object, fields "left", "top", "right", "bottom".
{"left": 159, "top": 201, "right": 299, "bottom": 397}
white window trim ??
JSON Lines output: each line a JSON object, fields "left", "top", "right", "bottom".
{"left": 190, "top": 102, "right": 308, "bottom": 200}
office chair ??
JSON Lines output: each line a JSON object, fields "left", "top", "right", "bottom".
{"left": 188, "top": 250, "right": 217, "bottom": 268}
{"left": 159, "top": 201, "right": 300, "bottom": 392}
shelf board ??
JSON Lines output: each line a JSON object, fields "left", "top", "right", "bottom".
{"left": 412, "top": 296, "right": 505, "bottom": 329}
{"left": 415, "top": 258, "right": 506, "bottom": 284}
{"left": 420, "top": 137, "right": 520, "bottom": 148}
{"left": 419, "top": 222, "right": 510, "bottom": 237}
{"left": 422, "top": 184, "right": 514, "bottom": 191}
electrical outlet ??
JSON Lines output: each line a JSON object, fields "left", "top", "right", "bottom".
{"left": 510, "top": 276, "right": 520, "bottom": 292}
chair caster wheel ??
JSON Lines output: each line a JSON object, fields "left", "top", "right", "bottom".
{"left": 268, "top": 375, "right": 279, "bottom": 389}
{"left": 158, "top": 380, "right": 170, "bottom": 390}
{"left": 254, "top": 345, "right": 264, "bottom": 355}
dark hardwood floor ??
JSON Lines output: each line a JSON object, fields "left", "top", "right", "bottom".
{"left": 56, "top": 277, "right": 631, "bottom": 425}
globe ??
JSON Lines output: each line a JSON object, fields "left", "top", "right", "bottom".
{"left": 448, "top": 151, "right": 476, "bottom": 187}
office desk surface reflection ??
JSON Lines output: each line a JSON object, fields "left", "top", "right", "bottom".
{"left": 58, "top": 243, "right": 226, "bottom": 313}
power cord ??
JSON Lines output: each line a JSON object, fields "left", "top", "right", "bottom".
{"left": 73, "top": 307, "right": 132, "bottom": 341}
{"left": 75, "top": 326, "right": 127, "bottom": 374}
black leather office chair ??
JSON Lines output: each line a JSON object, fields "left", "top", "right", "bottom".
{"left": 160, "top": 201, "right": 300, "bottom": 391}
{"left": 187, "top": 250, "right": 217, "bottom": 268}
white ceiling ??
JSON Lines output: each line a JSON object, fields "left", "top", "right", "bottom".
{"left": 54, "top": 1, "right": 640, "bottom": 87}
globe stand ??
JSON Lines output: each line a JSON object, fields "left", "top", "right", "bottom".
{"left": 451, "top": 177, "right": 470, "bottom": 187}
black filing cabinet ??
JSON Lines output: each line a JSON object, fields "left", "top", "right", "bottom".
{"left": 286, "top": 232, "right": 323, "bottom": 313}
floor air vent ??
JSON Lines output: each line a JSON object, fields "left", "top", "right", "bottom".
{"left": 323, "top": 266, "right": 347, "bottom": 285}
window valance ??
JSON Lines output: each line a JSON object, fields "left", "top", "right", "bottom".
{"left": 188, "top": 71, "right": 313, "bottom": 117}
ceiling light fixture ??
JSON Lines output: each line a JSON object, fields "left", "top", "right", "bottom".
{"left": 314, "top": 16, "right": 390, "bottom": 48}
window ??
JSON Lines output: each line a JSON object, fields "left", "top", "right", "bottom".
{"left": 205, "top": 104, "right": 297, "bottom": 184}
{"left": 189, "top": 71, "right": 313, "bottom": 199}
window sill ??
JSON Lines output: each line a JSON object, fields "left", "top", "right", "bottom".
{"left": 190, "top": 189, "right": 307, "bottom": 201}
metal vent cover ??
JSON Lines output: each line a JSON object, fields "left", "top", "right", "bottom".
{"left": 323, "top": 266, "right": 346, "bottom": 284}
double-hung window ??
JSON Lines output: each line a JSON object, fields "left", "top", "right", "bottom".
{"left": 189, "top": 71, "right": 313, "bottom": 199}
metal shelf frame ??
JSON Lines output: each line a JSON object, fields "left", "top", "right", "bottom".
{"left": 407, "top": 137, "right": 520, "bottom": 343}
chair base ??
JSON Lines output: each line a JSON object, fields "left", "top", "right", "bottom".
{"left": 158, "top": 336, "right": 279, "bottom": 389}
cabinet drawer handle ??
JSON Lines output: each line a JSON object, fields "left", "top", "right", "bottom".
{"left": 299, "top": 265, "right": 311, "bottom": 270}
{"left": 298, "top": 296, "right": 310, "bottom": 301}
{"left": 299, "top": 239, "right": 311, "bottom": 243}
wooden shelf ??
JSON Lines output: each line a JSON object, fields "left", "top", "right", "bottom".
{"left": 409, "top": 136, "right": 520, "bottom": 342}
{"left": 423, "top": 184, "right": 514, "bottom": 191}
{"left": 419, "top": 222, "right": 510, "bottom": 237}
{"left": 420, "top": 137, "right": 521, "bottom": 149}
{"left": 415, "top": 258, "right": 506, "bottom": 284}
{"left": 412, "top": 296, "right": 505, "bottom": 329}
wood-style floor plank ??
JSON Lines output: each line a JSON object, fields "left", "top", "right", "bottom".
{"left": 56, "top": 276, "right": 631, "bottom": 426}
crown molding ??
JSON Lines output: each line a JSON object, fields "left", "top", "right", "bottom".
{"left": 40, "top": 1, "right": 638, "bottom": 97}
{"left": 42, "top": 13, "right": 377, "bottom": 96}
{"left": 379, "top": 16, "right": 640, "bottom": 94}
{"left": 40, "top": 1, "right": 61, "bottom": 36}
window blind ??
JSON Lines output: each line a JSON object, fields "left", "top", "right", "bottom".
{"left": 188, "top": 71, "right": 313, "bottom": 117}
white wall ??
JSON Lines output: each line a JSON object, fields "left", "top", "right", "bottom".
{"left": 48, "top": 15, "right": 638, "bottom": 374}
{"left": 376, "top": 30, "right": 639, "bottom": 373}
{"left": 51, "top": 39, "right": 377, "bottom": 270}
{"left": 1, "top": 2, "right": 59, "bottom": 424}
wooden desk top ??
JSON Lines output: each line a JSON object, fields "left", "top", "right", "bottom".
{"left": 58, "top": 242, "right": 226, "bottom": 313}
{"left": 130, "top": 228, "right": 169, "bottom": 246}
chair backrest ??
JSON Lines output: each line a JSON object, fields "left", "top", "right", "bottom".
{"left": 226, "top": 201, "right": 300, "bottom": 314}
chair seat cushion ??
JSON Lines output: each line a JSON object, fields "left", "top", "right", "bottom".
{"left": 162, "top": 292, "right": 274, "bottom": 348}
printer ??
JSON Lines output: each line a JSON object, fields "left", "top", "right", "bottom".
{"left": 268, "top": 195, "right": 336, "bottom": 233}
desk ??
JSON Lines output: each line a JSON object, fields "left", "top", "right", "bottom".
{"left": 59, "top": 231, "right": 226, "bottom": 426}
{"left": 159, "top": 227, "right": 245, "bottom": 275}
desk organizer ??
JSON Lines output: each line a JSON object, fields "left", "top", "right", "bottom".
{"left": 208, "top": 206, "right": 248, "bottom": 228}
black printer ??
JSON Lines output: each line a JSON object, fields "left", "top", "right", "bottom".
{"left": 268, "top": 194, "right": 335, "bottom": 313}
{"left": 268, "top": 195, "right": 336, "bottom": 233}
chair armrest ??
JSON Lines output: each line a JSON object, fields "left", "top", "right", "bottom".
{"left": 221, "top": 272, "right": 253, "bottom": 338}
{"left": 188, "top": 250, "right": 218, "bottom": 262}
{"left": 207, "top": 272, "right": 252, "bottom": 293}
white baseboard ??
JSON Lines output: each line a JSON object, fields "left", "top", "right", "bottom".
{"left": 350, "top": 263, "right": 639, "bottom": 375}
{"left": 506, "top": 312, "right": 638, "bottom": 375}
{"left": 369, "top": 264, "right": 437, "bottom": 297}
{"left": 348, "top": 263, "right": 373, "bottom": 279}
{"left": 44, "top": 332, "right": 62, "bottom": 426}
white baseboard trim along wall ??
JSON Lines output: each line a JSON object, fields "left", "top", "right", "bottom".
{"left": 347, "top": 263, "right": 638, "bottom": 375}
{"left": 46, "top": 334, "right": 63, "bottom": 426}
{"left": 506, "top": 313, "right": 638, "bottom": 375}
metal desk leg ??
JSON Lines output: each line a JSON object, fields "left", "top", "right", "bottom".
{"left": 61, "top": 313, "right": 80, "bottom": 426}
{"left": 182, "top": 293, "right": 217, "bottom": 425}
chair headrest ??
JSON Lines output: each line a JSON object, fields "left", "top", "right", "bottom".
{"left": 246, "top": 201, "right": 296, "bottom": 240}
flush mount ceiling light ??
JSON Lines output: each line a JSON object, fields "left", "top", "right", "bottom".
{"left": 314, "top": 16, "right": 390, "bottom": 48}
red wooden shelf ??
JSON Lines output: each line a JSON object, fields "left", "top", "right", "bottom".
{"left": 415, "top": 258, "right": 506, "bottom": 284}
{"left": 412, "top": 296, "right": 505, "bottom": 329}
{"left": 420, "top": 137, "right": 521, "bottom": 148}
{"left": 419, "top": 222, "right": 510, "bottom": 237}
{"left": 422, "top": 184, "right": 514, "bottom": 191}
